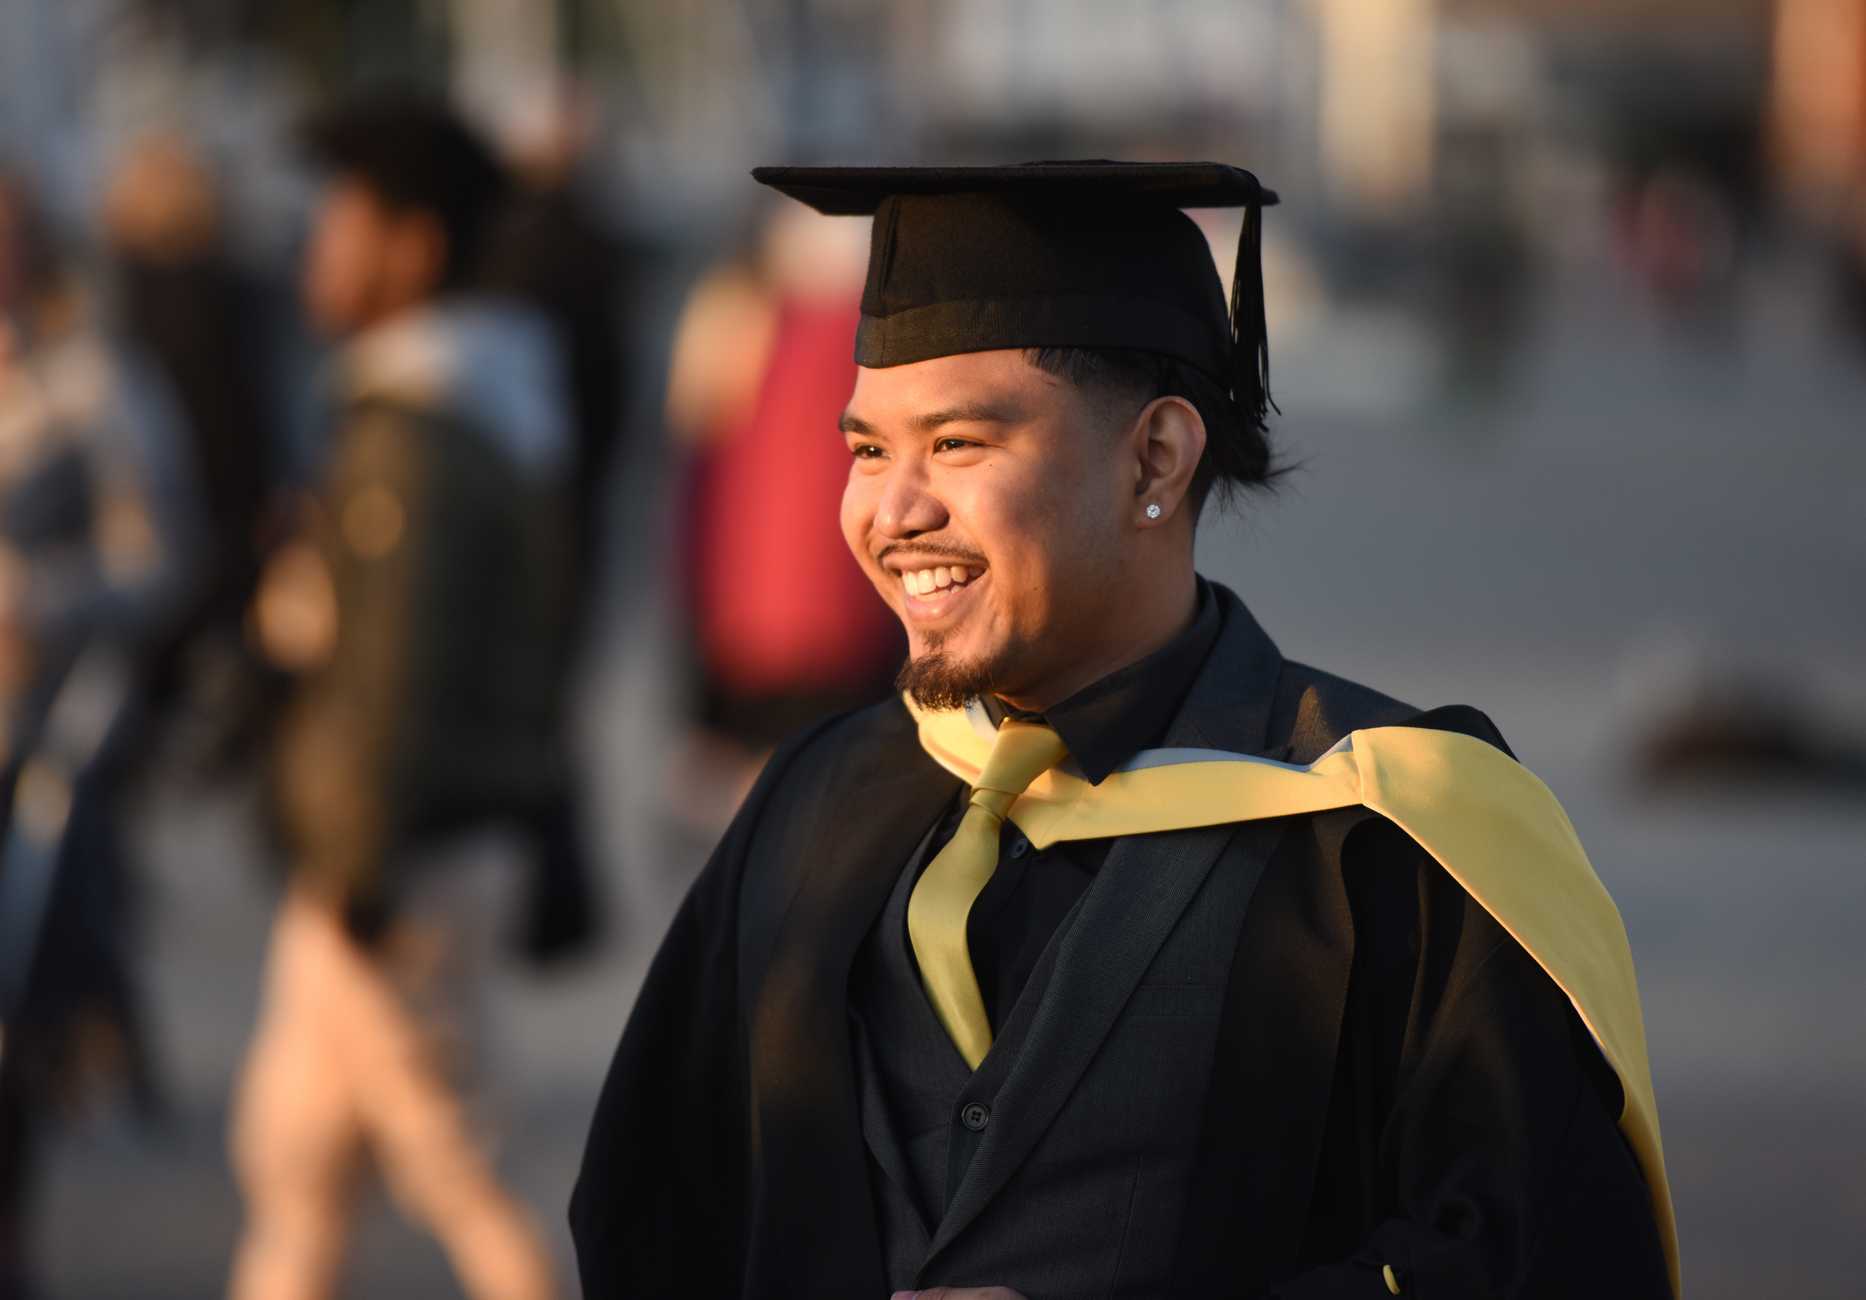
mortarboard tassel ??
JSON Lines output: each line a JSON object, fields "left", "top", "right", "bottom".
{"left": 1228, "top": 202, "right": 1277, "bottom": 438}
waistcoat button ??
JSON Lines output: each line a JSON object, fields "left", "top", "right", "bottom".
{"left": 960, "top": 1101, "right": 991, "bottom": 1132}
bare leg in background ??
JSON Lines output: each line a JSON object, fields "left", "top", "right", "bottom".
{"left": 228, "top": 834, "right": 555, "bottom": 1300}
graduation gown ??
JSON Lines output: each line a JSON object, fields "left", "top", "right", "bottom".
{"left": 570, "top": 585, "right": 1671, "bottom": 1298}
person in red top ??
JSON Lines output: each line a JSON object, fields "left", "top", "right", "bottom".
{"left": 667, "top": 205, "right": 903, "bottom": 822}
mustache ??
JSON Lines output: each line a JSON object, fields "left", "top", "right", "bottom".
{"left": 875, "top": 542, "right": 988, "bottom": 568}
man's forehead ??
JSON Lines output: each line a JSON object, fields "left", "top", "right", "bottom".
{"left": 842, "top": 351, "right": 1066, "bottom": 431}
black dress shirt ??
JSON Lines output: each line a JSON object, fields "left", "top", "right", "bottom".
{"left": 925, "top": 580, "right": 1223, "bottom": 1029}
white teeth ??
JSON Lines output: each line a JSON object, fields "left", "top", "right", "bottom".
{"left": 899, "top": 564, "right": 978, "bottom": 597}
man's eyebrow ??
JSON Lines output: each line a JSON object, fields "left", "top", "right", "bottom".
{"left": 910, "top": 401, "right": 1020, "bottom": 432}
{"left": 838, "top": 401, "right": 1021, "bottom": 437}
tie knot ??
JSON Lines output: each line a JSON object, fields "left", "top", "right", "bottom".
{"left": 972, "top": 720, "right": 1068, "bottom": 810}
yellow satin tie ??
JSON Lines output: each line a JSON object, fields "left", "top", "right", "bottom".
{"left": 907, "top": 719, "right": 1069, "bottom": 1071}
{"left": 905, "top": 695, "right": 1680, "bottom": 1299}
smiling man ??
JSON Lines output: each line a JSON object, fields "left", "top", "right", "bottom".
{"left": 571, "top": 164, "right": 1676, "bottom": 1299}
{"left": 842, "top": 347, "right": 1213, "bottom": 717}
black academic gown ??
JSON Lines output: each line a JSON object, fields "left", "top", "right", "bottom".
{"left": 570, "top": 584, "right": 1670, "bottom": 1298}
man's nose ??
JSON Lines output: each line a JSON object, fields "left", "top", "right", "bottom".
{"left": 874, "top": 464, "right": 948, "bottom": 539}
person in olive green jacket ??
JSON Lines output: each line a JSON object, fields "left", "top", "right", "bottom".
{"left": 230, "top": 95, "right": 570, "bottom": 1300}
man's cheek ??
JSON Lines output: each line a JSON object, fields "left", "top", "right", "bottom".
{"left": 838, "top": 484, "right": 871, "bottom": 568}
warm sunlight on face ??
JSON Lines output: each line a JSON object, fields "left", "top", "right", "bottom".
{"left": 301, "top": 179, "right": 443, "bottom": 339}
{"left": 301, "top": 180, "right": 394, "bottom": 338}
{"left": 839, "top": 350, "right": 1136, "bottom": 707}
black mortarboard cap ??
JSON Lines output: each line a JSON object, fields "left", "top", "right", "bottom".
{"left": 752, "top": 161, "right": 1279, "bottom": 432}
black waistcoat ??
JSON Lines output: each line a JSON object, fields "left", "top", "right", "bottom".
{"left": 851, "top": 802, "right": 1278, "bottom": 1297}
{"left": 850, "top": 820, "right": 1078, "bottom": 1285}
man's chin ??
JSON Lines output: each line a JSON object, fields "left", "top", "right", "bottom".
{"left": 895, "top": 648, "right": 997, "bottom": 712}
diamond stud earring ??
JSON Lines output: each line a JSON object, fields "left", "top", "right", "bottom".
{"left": 1145, "top": 503, "right": 1162, "bottom": 520}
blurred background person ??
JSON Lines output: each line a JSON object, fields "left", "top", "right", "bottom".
{"left": 483, "top": 86, "right": 633, "bottom": 596}
{"left": 101, "top": 133, "right": 293, "bottom": 773}
{"left": 663, "top": 200, "right": 903, "bottom": 831}
{"left": 0, "top": 168, "right": 205, "bottom": 1298}
{"left": 477, "top": 84, "right": 633, "bottom": 964}
{"left": 228, "top": 94, "right": 566, "bottom": 1300}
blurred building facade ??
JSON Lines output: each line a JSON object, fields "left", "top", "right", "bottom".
{"left": 0, "top": 1, "right": 1811, "bottom": 224}
{"left": 10, "top": 0, "right": 1856, "bottom": 419}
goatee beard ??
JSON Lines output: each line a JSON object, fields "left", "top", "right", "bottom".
{"left": 895, "top": 647, "right": 997, "bottom": 712}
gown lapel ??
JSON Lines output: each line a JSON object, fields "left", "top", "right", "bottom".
{"left": 743, "top": 720, "right": 960, "bottom": 1295}
{"left": 851, "top": 815, "right": 951, "bottom": 1251}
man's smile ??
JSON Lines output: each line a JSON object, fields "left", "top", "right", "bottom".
{"left": 882, "top": 554, "right": 989, "bottom": 625}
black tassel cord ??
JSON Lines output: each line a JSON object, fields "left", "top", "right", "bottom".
{"left": 1228, "top": 202, "right": 1278, "bottom": 435}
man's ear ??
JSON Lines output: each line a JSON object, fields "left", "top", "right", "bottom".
{"left": 1129, "top": 395, "right": 1206, "bottom": 527}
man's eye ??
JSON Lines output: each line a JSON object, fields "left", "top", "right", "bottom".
{"left": 851, "top": 443, "right": 884, "bottom": 460}
{"left": 934, "top": 437, "right": 975, "bottom": 453}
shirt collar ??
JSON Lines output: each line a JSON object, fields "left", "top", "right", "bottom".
{"left": 984, "top": 578, "right": 1223, "bottom": 785}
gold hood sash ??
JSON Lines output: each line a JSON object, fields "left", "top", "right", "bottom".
{"left": 908, "top": 696, "right": 1679, "bottom": 1296}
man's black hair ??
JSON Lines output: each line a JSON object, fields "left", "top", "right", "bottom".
{"left": 301, "top": 91, "right": 507, "bottom": 290}
{"left": 1025, "top": 346, "right": 1281, "bottom": 516}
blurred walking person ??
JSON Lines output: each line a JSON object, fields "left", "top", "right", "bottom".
{"left": 228, "top": 96, "right": 566, "bottom": 1300}
{"left": 0, "top": 171, "right": 206, "bottom": 1298}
